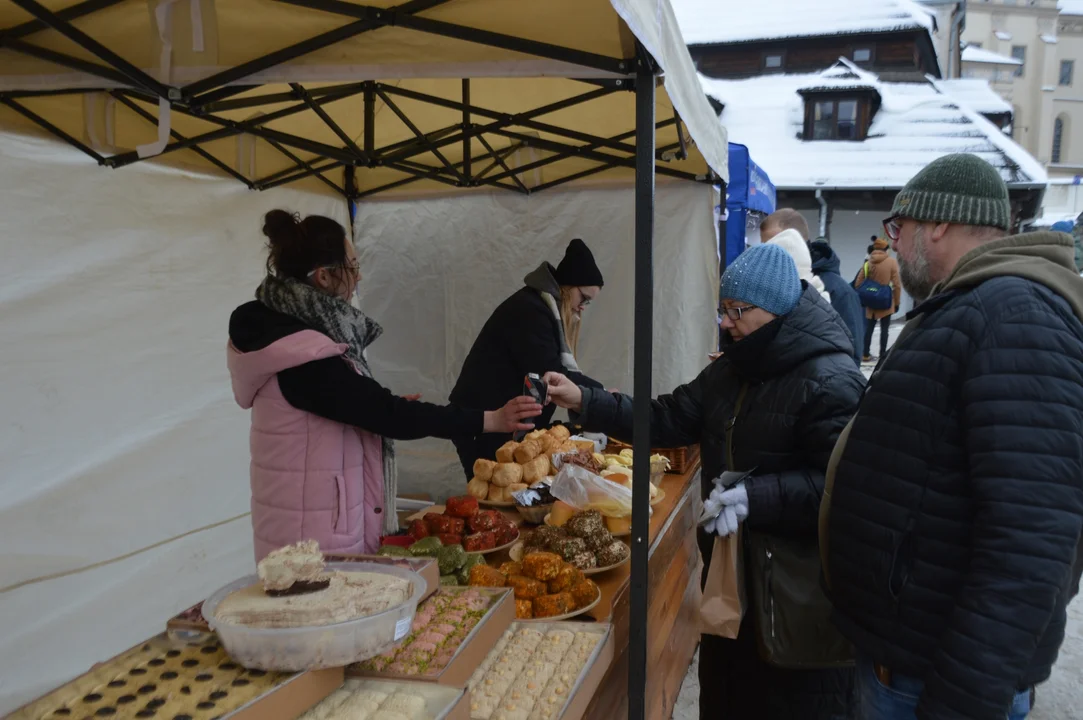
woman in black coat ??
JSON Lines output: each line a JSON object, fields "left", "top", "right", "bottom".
{"left": 546, "top": 243, "right": 866, "bottom": 719}
{"left": 450, "top": 239, "right": 606, "bottom": 478}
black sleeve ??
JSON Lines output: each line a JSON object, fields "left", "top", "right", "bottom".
{"left": 278, "top": 356, "right": 484, "bottom": 441}
{"left": 572, "top": 369, "right": 708, "bottom": 449}
{"left": 504, "top": 299, "right": 604, "bottom": 390}
{"left": 745, "top": 371, "right": 865, "bottom": 537}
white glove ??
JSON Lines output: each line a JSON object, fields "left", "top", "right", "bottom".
{"left": 702, "top": 482, "right": 749, "bottom": 537}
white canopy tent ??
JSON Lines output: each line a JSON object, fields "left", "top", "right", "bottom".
{"left": 0, "top": 1, "right": 729, "bottom": 715}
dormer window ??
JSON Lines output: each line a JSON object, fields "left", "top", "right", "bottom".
{"left": 811, "top": 99, "right": 859, "bottom": 139}
{"left": 799, "top": 89, "right": 881, "bottom": 141}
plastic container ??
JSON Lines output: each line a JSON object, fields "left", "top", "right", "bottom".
{"left": 515, "top": 501, "right": 553, "bottom": 525}
{"left": 203, "top": 562, "right": 425, "bottom": 672}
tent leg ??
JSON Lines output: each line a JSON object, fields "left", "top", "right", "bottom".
{"left": 629, "top": 50, "right": 655, "bottom": 720}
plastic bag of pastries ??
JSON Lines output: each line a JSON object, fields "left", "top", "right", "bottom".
{"left": 491, "top": 462, "right": 524, "bottom": 488}
{"left": 473, "top": 458, "right": 497, "bottom": 481}
{"left": 495, "top": 441, "right": 520, "bottom": 464}
{"left": 467, "top": 477, "right": 490, "bottom": 500}
{"left": 513, "top": 439, "right": 542, "bottom": 464}
{"left": 522, "top": 455, "right": 550, "bottom": 484}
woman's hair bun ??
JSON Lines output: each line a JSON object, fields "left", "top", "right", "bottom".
{"left": 263, "top": 209, "right": 302, "bottom": 247}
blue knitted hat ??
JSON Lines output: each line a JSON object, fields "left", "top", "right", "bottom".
{"left": 720, "top": 244, "right": 801, "bottom": 316}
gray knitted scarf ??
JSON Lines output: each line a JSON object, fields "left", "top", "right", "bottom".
{"left": 256, "top": 273, "right": 398, "bottom": 534}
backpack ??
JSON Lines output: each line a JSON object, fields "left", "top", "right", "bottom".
{"left": 856, "top": 262, "right": 893, "bottom": 310}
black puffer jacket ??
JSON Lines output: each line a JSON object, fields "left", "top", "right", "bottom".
{"left": 576, "top": 286, "right": 866, "bottom": 719}
{"left": 579, "top": 285, "right": 865, "bottom": 520}
{"left": 826, "top": 232, "right": 1083, "bottom": 719}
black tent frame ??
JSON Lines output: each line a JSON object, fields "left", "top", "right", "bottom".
{"left": 0, "top": 2, "right": 725, "bottom": 717}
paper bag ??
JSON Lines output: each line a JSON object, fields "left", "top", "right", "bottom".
{"left": 699, "top": 531, "right": 745, "bottom": 638}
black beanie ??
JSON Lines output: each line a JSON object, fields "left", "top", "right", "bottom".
{"left": 554, "top": 238, "right": 604, "bottom": 287}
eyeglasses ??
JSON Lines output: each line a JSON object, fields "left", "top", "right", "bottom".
{"left": 719, "top": 305, "right": 756, "bottom": 321}
{"left": 577, "top": 289, "right": 596, "bottom": 308}
{"left": 882, "top": 215, "right": 902, "bottom": 242}
{"left": 307, "top": 260, "right": 360, "bottom": 278}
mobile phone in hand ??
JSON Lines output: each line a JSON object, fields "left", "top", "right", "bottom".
{"left": 515, "top": 373, "right": 547, "bottom": 440}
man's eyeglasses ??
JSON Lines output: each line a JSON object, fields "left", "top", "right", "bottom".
{"left": 882, "top": 215, "right": 902, "bottom": 242}
{"left": 719, "top": 305, "right": 756, "bottom": 321}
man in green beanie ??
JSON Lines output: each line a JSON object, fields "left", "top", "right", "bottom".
{"left": 822, "top": 153, "right": 1083, "bottom": 719}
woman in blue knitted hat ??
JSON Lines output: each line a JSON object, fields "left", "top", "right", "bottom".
{"left": 545, "top": 242, "right": 866, "bottom": 719}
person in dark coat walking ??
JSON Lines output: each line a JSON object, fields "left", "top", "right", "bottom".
{"left": 809, "top": 238, "right": 864, "bottom": 364}
{"left": 450, "top": 239, "right": 606, "bottom": 478}
{"left": 822, "top": 154, "right": 1083, "bottom": 720}
{"left": 546, "top": 243, "right": 866, "bottom": 720}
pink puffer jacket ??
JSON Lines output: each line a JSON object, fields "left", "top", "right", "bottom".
{"left": 227, "top": 329, "right": 386, "bottom": 563}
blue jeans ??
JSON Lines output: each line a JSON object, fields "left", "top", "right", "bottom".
{"left": 855, "top": 657, "right": 1031, "bottom": 719}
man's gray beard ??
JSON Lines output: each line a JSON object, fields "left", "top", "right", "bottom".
{"left": 898, "top": 227, "right": 935, "bottom": 302}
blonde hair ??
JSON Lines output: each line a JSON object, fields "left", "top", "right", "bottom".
{"left": 559, "top": 286, "right": 582, "bottom": 357}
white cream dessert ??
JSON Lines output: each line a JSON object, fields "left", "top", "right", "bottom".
{"left": 215, "top": 571, "right": 412, "bottom": 628}
{"left": 258, "top": 539, "right": 327, "bottom": 593}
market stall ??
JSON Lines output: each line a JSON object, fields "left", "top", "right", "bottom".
{"left": 0, "top": 0, "right": 727, "bottom": 717}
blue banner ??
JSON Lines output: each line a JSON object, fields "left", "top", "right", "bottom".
{"left": 724, "top": 143, "right": 776, "bottom": 269}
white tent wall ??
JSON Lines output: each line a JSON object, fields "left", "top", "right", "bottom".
{"left": 353, "top": 182, "right": 719, "bottom": 499}
{"left": 0, "top": 131, "right": 348, "bottom": 714}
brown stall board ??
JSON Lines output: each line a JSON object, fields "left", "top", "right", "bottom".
{"left": 647, "top": 566, "right": 703, "bottom": 720}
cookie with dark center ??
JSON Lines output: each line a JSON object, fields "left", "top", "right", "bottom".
{"left": 264, "top": 578, "right": 331, "bottom": 596}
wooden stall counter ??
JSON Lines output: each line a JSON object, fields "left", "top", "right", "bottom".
{"left": 411, "top": 461, "right": 703, "bottom": 720}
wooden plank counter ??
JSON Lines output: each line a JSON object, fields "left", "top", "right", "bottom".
{"left": 411, "top": 462, "right": 703, "bottom": 720}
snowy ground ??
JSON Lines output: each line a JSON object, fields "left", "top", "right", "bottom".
{"left": 670, "top": 322, "right": 1083, "bottom": 719}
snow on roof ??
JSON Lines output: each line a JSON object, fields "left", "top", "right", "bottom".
{"left": 700, "top": 61, "right": 1046, "bottom": 189}
{"left": 961, "top": 45, "right": 1022, "bottom": 65}
{"left": 672, "top": 0, "right": 935, "bottom": 46}
{"left": 932, "top": 78, "right": 1012, "bottom": 114}
{"left": 1059, "top": 0, "right": 1083, "bottom": 16}
{"left": 796, "top": 58, "right": 881, "bottom": 94}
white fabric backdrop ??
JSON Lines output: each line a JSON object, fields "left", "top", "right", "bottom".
{"left": 0, "top": 131, "right": 347, "bottom": 714}
{"left": 353, "top": 182, "right": 720, "bottom": 499}
{"left": 0, "top": 131, "right": 717, "bottom": 713}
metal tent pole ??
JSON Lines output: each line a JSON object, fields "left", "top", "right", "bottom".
{"left": 628, "top": 49, "right": 655, "bottom": 720}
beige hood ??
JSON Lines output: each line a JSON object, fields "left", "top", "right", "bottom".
{"left": 933, "top": 231, "right": 1083, "bottom": 322}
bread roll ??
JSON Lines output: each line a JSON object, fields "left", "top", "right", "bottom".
{"left": 467, "top": 477, "right": 490, "bottom": 500}
{"left": 473, "top": 458, "right": 497, "bottom": 482}
{"left": 548, "top": 424, "right": 571, "bottom": 442}
{"left": 514, "top": 439, "right": 542, "bottom": 464}
{"left": 538, "top": 434, "right": 561, "bottom": 455}
{"left": 557, "top": 440, "right": 578, "bottom": 454}
{"left": 496, "top": 441, "right": 520, "bottom": 464}
{"left": 506, "top": 483, "right": 528, "bottom": 496}
{"left": 523, "top": 455, "right": 550, "bottom": 484}
{"left": 491, "top": 462, "right": 524, "bottom": 488}
{"left": 488, "top": 484, "right": 508, "bottom": 503}
{"left": 525, "top": 429, "right": 548, "bottom": 444}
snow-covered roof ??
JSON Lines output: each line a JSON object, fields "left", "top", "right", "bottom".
{"left": 700, "top": 61, "right": 1046, "bottom": 189}
{"left": 796, "top": 58, "right": 882, "bottom": 94}
{"left": 672, "top": 0, "right": 935, "bottom": 46}
{"left": 961, "top": 45, "right": 1022, "bottom": 65}
{"left": 1059, "top": 0, "right": 1083, "bottom": 16}
{"left": 932, "top": 79, "right": 1013, "bottom": 115}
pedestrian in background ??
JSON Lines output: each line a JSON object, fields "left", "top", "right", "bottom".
{"left": 852, "top": 237, "right": 900, "bottom": 361}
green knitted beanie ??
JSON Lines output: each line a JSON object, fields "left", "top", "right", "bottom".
{"left": 891, "top": 153, "right": 1011, "bottom": 230}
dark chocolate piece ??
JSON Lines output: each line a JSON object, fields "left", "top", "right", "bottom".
{"left": 264, "top": 578, "right": 331, "bottom": 597}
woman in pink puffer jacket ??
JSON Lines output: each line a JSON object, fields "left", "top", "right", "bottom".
{"left": 228, "top": 210, "right": 540, "bottom": 562}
